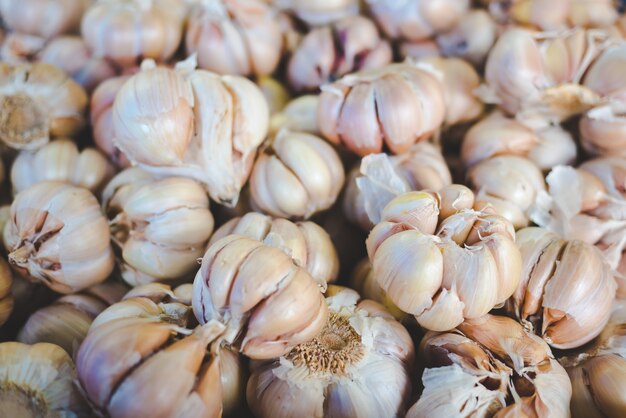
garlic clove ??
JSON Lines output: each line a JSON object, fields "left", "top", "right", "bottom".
{"left": 379, "top": 191, "right": 440, "bottom": 234}
{"left": 336, "top": 82, "right": 384, "bottom": 156}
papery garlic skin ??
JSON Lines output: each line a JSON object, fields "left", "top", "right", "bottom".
{"left": 287, "top": 15, "right": 391, "bottom": 91}
{"left": 275, "top": 0, "right": 359, "bottom": 26}
{"left": 186, "top": 0, "right": 283, "bottom": 77}
{"left": 0, "top": 257, "right": 13, "bottom": 327}
{"left": 102, "top": 167, "right": 214, "bottom": 286}
{"left": 318, "top": 63, "right": 445, "bottom": 156}
{"left": 4, "top": 182, "right": 114, "bottom": 294}
{"left": 11, "top": 138, "right": 114, "bottom": 195}
{"left": 0, "top": 62, "right": 87, "bottom": 150}
{"left": 366, "top": 185, "right": 522, "bottom": 331}
{"left": 0, "top": 0, "right": 90, "bottom": 40}
{"left": 247, "top": 288, "right": 414, "bottom": 418}
{"left": 250, "top": 129, "right": 345, "bottom": 219}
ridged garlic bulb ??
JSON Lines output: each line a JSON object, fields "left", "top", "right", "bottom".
{"left": 0, "top": 0, "right": 90, "bottom": 39}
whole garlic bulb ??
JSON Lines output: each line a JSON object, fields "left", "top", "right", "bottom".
{"left": 287, "top": 15, "right": 391, "bottom": 92}
{"left": 192, "top": 235, "right": 328, "bottom": 359}
{"left": 250, "top": 129, "right": 345, "bottom": 219}
{"left": 11, "top": 139, "right": 114, "bottom": 195}
{"left": 211, "top": 211, "right": 339, "bottom": 285}
{"left": 102, "top": 168, "right": 215, "bottom": 286}
{"left": 81, "top": 0, "right": 186, "bottom": 67}
{"left": 3, "top": 182, "right": 114, "bottom": 294}
{"left": 366, "top": 185, "right": 522, "bottom": 331}
{"left": 508, "top": 227, "right": 617, "bottom": 349}
{"left": 112, "top": 58, "right": 269, "bottom": 206}
{"left": 0, "top": 342, "right": 89, "bottom": 416}
{"left": 186, "top": 0, "right": 283, "bottom": 77}
{"left": 408, "top": 314, "right": 571, "bottom": 418}
{"left": 0, "top": 257, "right": 13, "bottom": 327}
{"left": 317, "top": 63, "right": 445, "bottom": 156}
{"left": 0, "top": 62, "right": 87, "bottom": 150}
{"left": 247, "top": 288, "right": 414, "bottom": 418}
{"left": 0, "top": 0, "right": 90, "bottom": 40}
{"left": 275, "top": 0, "right": 359, "bottom": 26}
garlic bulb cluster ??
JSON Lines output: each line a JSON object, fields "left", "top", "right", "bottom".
{"left": 112, "top": 58, "right": 269, "bottom": 205}
{"left": 0, "top": 0, "right": 90, "bottom": 40}
{"left": 247, "top": 288, "right": 414, "bottom": 418}
{"left": 0, "top": 342, "right": 89, "bottom": 416}
{"left": 275, "top": 0, "right": 360, "bottom": 26}
{"left": 367, "top": 185, "right": 521, "bottom": 331}
{"left": 0, "top": 257, "right": 13, "bottom": 327}
{"left": 250, "top": 129, "right": 345, "bottom": 219}
{"left": 211, "top": 212, "right": 339, "bottom": 285}
{"left": 0, "top": 62, "right": 87, "bottom": 150}
{"left": 408, "top": 314, "right": 571, "bottom": 417}
{"left": 509, "top": 227, "right": 617, "bottom": 349}
{"left": 287, "top": 15, "right": 391, "bottom": 91}
{"left": 4, "top": 182, "right": 114, "bottom": 294}
{"left": 192, "top": 234, "right": 328, "bottom": 359}
{"left": 102, "top": 167, "right": 215, "bottom": 286}
{"left": 11, "top": 138, "right": 114, "bottom": 195}
{"left": 186, "top": 0, "right": 283, "bottom": 77}
{"left": 81, "top": 0, "right": 187, "bottom": 67}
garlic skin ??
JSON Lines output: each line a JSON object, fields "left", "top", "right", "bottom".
{"left": 0, "top": 62, "right": 87, "bottom": 150}
{"left": 366, "top": 185, "right": 522, "bottom": 331}
{"left": 0, "top": 257, "right": 13, "bottom": 327}
{"left": 211, "top": 212, "right": 339, "bottom": 285}
{"left": 434, "top": 9, "right": 497, "bottom": 66}
{"left": 0, "top": 0, "right": 90, "bottom": 40}
{"left": 509, "top": 227, "right": 617, "bottom": 349}
{"left": 318, "top": 63, "right": 445, "bottom": 156}
{"left": 408, "top": 314, "right": 571, "bottom": 418}
{"left": 112, "top": 58, "right": 269, "bottom": 206}
{"left": 275, "top": 0, "right": 359, "bottom": 26}
{"left": 11, "top": 138, "right": 114, "bottom": 195}
{"left": 192, "top": 235, "right": 328, "bottom": 359}
{"left": 186, "top": 0, "right": 283, "bottom": 77}
{"left": 102, "top": 167, "right": 215, "bottom": 286}
{"left": 287, "top": 15, "right": 391, "bottom": 92}
{"left": 270, "top": 94, "right": 320, "bottom": 136}
{"left": 250, "top": 129, "right": 345, "bottom": 219}
{"left": 4, "top": 182, "right": 114, "bottom": 294}
{"left": 81, "top": 0, "right": 186, "bottom": 68}
{"left": 247, "top": 288, "right": 414, "bottom": 418}
{"left": 0, "top": 342, "right": 88, "bottom": 416}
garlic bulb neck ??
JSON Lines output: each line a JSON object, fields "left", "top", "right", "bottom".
{"left": 0, "top": 94, "right": 47, "bottom": 148}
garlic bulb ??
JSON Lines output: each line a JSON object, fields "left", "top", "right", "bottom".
{"left": 192, "top": 235, "right": 328, "bottom": 359}
{"left": 81, "top": 0, "right": 186, "bottom": 67}
{"left": 366, "top": 185, "right": 522, "bottom": 331}
{"left": 257, "top": 76, "right": 290, "bottom": 115}
{"left": 407, "top": 314, "right": 571, "bottom": 418}
{"left": 0, "top": 342, "right": 89, "bottom": 416}
{"left": 17, "top": 281, "right": 127, "bottom": 354}
{"left": 0, "top": 257, "right": 13, "bottom": 327}
{"left": 112, "top": 58, "right": 269, "bottom": 206}
{"left": 275, "top": 0, "right": 359, "bottom": 26}
{"left": 0, "top": 0, "right": 90, "bottom": 39}
{"left": 250, "top": 129, "right": 345, "bottom": 219}
{"left": 434, "top": 9, "right": 497, "bottom": 66}
{"left": 186, "top": 0, "right": 283, "bottom": 77}
{"left": 367, "top": 0, "right": 470, "bottom": 42}
{"left": 102, "top": 167, "right": 215, "bottom": 286}
{"left": 211, "top": 212, "right": 339, "bottom": 285}
{"left": 0, "top": 62, "right": 87, "bottom": 150}
{"left": 4, "top": 182, "right": 114, "bottom": 294}
{"left": 508, "top": 227, "right": 617, "bottom": 349}
{"left": 270, "top": 94, "right": 320, "bottom": 136}
{"left": 318, "top": 63, "right": 445, "bottom": 156}
{"left": 287, "top": 15, "right": 391, "bottom": 91}
{"left": 11, "top": 138, "right": 114, "bottom": 195}
{"left": 247, "top": 288, "right": 414, "bottom": 418}
{"left": 349, "top": 258, "right": 403, "bottom": 319}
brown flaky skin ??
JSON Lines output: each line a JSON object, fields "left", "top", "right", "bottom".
{"left": 192, "top": 235, "right": 328, "bottom": 359}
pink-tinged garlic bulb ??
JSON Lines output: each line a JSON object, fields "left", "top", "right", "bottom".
{"left": 0, "top": 257, "right": 13, "bottom": 327}
{"left": 366, "top": 185, "right": 522, "bottom": 331}
{"left": 408, "top": 314, "right": 571, "bottom": 418}
{"left": 186, "top": 0, "right": 283, "bottom": 77}
{"left": 367, "top": 0, "right": 470, "bottom": 42}
{"left": 287, "top": 15, "right": 391, "bottom": 92}
{"left": 434, "top": 9, "right": 497, "bottom": 66}
{"left": 247, "top": 288, "right": 414, "bottom": 418}
{"left": 270, "top": 94, "right": 320, "bottom": 135}
{"left": 11, "top": 139, "right": 114, "bottom": 195}
{"left": 112, "top": 58, "right": 269, "bottom": 206}
{"left": 508, "top": 227, "right": 617, "bottom": 349}
{"left": 250, "top": 129, "right": 345, "bottom": 219}
{"left": 317, "top": 63, "right": 445, "bottom": 156}
{"left": 275, "top": 0, "right": 359, "bottom": 26}
{"left": 343, "top": 142, "right": 452, "bottom": 230}
{"left": 0, "top": 62, "right": 87, "bottom": 150}
{"left": 102, "top": 168, "right": 214, "bottom": 286}
{"left": 3, "top": 182, "right": 114, "bottom": 294}
{"left": 77, "top": 283, "right": 245, "bottom": 417}
{"left": 210, "top": 212, "right": 339, "bottom": 285}
{"left": 81, "top": 0, "right": 186, "bottom": 68}
{"left": 192, "top": 235, "right": 328, "bottom": 359}
{"left": 0, "top": 0, "right": 90, "bottom": 39}
{"left": 37, "top": 36, "right": 117, "bottom": 93}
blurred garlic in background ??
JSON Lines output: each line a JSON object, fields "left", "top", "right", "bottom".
{"left": 257, "top": 76, "right": 291, "bottom": 115}
{"left": 270, "top": 94, "right": 320, "bottom": 136}
{"left": 434, "top": 9, "right": 497, "bottom": 66}
{"left": 0, "top": 0, "right": 90, "bottom": 40}
{"left": 275, "top": 0, "right": 360, "bottom": 26}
